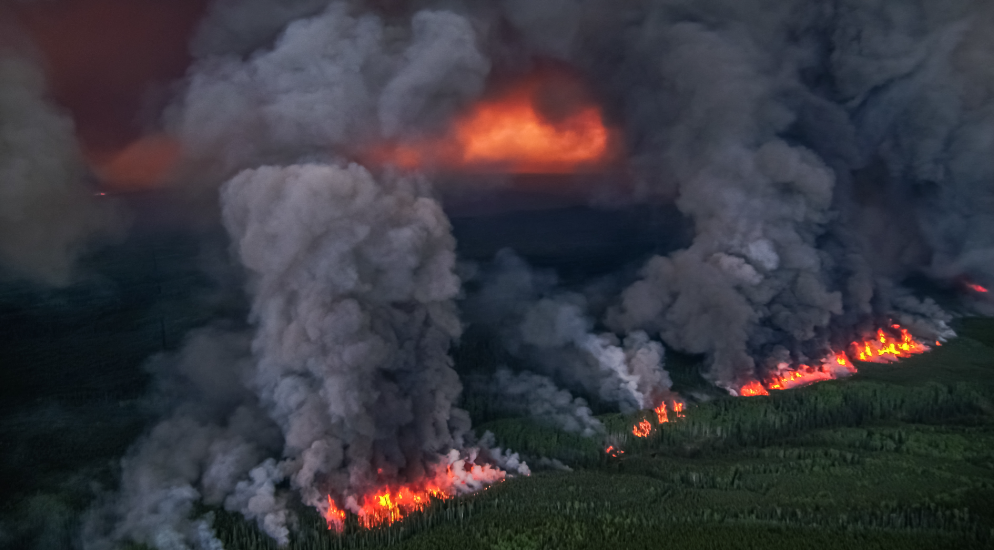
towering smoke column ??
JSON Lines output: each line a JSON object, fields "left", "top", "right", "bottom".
{"left": 220, "top": 162, "right": 473, "bottom": 514}
{"left": 0, "top": 52, "right": 121, "bottom": 284}
{"left": 86, "top": 4, "right": 515, "bottom": 549}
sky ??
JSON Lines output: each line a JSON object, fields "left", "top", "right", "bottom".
{"left": 10, "top": 0, "right": 207, "bottom": 160}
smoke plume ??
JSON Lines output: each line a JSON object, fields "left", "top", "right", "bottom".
{"left": 0, "top": 52, "right": 122, "bottom": 285}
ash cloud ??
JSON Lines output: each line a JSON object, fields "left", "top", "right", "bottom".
{"left": 0, "top": 53, "right": 123, "bottom": 285}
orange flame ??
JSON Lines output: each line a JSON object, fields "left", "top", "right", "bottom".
{"left": 737, "top": 324, "right": 930, "bottom": 397}
{"left": 654, "top": 403, "right": 669, "bottom": 424}
{"left": 852, "top": 327, "right": 929, "bottom": 363}
{"left": 367, "top": 71, "right": 619, "bottom": 174}
{"left": 739, "top": 380, "right": 770, "bottom": 396}
{"left": 632, "top": 419, "right": 653, "bottom": 438}
{"left": 324, "top": 452, "right": 507, "bottom": 532}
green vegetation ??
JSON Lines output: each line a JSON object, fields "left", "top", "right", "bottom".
{"left": 4, "top": 311, "right": 994, "bottom": 549}
{"left": 197, "top": 317, "right": 994, "bottom": 550}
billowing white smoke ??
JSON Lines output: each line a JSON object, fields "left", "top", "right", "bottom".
{"left": 0, "top": 53, "right": 122, "bottom": 285}
{"left": 465, "top": 250, "right": 676, "bottom": 412}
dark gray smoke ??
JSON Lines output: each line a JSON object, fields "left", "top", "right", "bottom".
{"left": 463, "top": 250, "right": 676, "bottom": 412}
{"left": 0, "top": 52, "right": 123, "bottom": 285}
{"left": 491, "top": 0, "right": 979, "bottom": 390}
{"left": 87, "top": 4, "right": 510, "bottom": 548}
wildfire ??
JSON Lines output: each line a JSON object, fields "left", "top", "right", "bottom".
{"left": 853, "top": 326, "right": 929, "bottom": 362}
{"left": 324, "top": 450, "right": 507, "bottom": 533}
{"left": 632, "top": 419, "right": 653, "bottom": 438}
{"left": 367, "top": 70, "right": 619, "bottom": 174}
{"left": 736, "top": 324, "right": 931, "bottom": 396}
{"left": 739, "top": 380, "right": 769, "bottom": 397}
{"left": 631, "top": 401, "right": 686, "bottom": 439}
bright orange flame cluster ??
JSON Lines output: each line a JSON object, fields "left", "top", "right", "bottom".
{"left": 853, "top": 326, "right": 929, "bottom": 362}
{"left": 367, "top": 72, "right": 618, "bottom": 174}
{"left": 325, "top": 482, "right": 448, "bottom": 533}
{"left": 739, "top": 380, "right": 769, "bottom": 397}
{"left": 736, "top": 324, "right": 931, "bottom": 396}
{"left": 630, "top": 401, "right": 686, "bottom": 439}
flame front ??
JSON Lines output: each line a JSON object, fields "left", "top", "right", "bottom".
{"left": 324, "top": 452, "right": 507, "bottom": 533}
{"left": 736, "top": 324, "right": 930, "bottom": 396}
{"left": 967, "top": 282, "right": 989, "bottom": 293}
{"left": 853, "top": 326, "right": 929, "bottom": 363}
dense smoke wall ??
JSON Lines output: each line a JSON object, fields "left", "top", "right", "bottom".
{"left": 486, "top": 0, "right": 986, "bottom": 390}
{"left": 0, "top": 52, "right": 122, "bottom": 285}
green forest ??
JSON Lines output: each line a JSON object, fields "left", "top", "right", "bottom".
{"left": 162, "top": 319, "right": 994, "bottom": 548}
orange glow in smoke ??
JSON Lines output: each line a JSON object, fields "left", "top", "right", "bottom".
{"left": 91, "top": 134, "right": 181, "bottom": 190}
{"left": 967, "top": 282, "right": 989, "bottom": 293}
{"left": 367, "top": 71, "right": 619, "bottom": 174}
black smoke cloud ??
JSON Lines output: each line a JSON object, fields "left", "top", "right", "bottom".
{"left": 77, "top": 0, "right": 994, "bottom": 547}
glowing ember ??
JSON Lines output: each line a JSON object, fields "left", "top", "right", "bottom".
{"left": 967, "top": 282, "right": 989, "bottom": 293}
{"left": 605, "top": 445, "right": 624, "bottom": 458}
{"left": 367, "top": 71, "right": 619, "bottom": 174}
